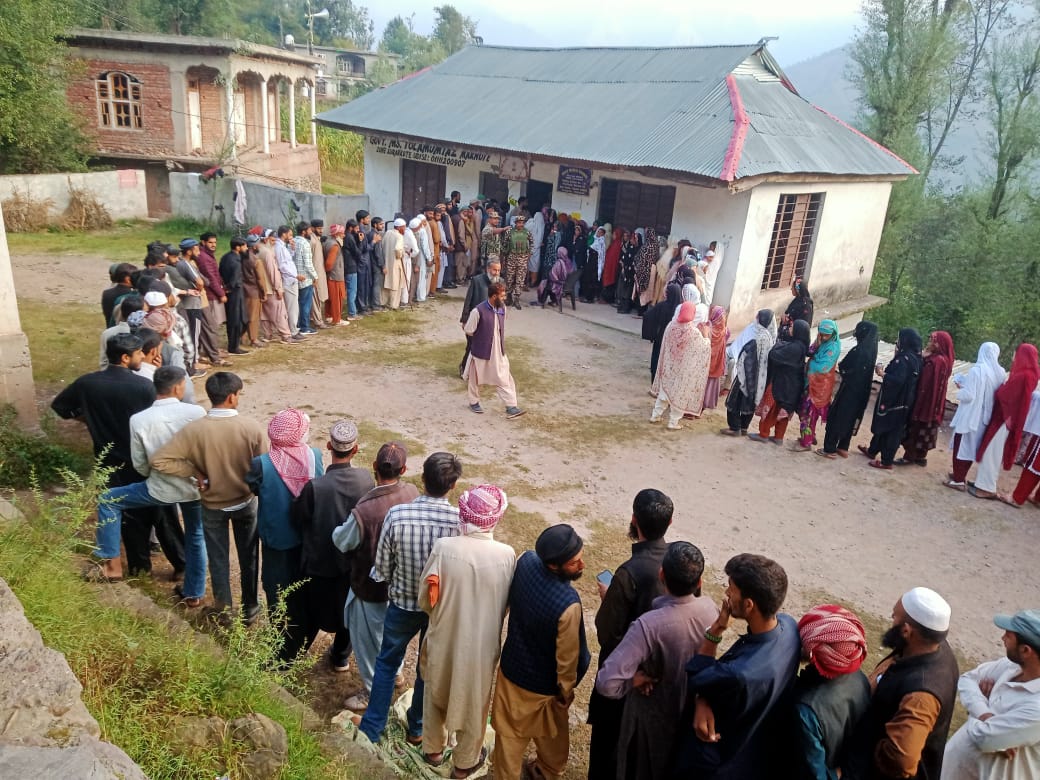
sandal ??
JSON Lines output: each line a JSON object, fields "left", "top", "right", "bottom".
{"left": 81, "top": 565, "right": 123, "bottom": 583}
{"left": 998, "top": 494, "right": 1021, "bottom": 507}
{"left": 815, "top": 448, "right": 838, "bottom": 459}
{"left": 968, "top": 484, "right": 998, "bottom": 500}
{"left": 868, "top": 459, "right": 893, "bottom": 470}
{"left": 943, "top": 480, "right": 966, "bottom": 492}
{"left": 453, "top": 746, "right": 488, "bottom": 778}
{"left": 857, "top": 445, "right": 873, "bottom": 457}
{"left": 422, "top": 750, "right": 445, "bottom": 767}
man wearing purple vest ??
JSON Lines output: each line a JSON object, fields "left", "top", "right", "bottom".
{"left": 461, "top": 281, "right": 526, "bottom": 418}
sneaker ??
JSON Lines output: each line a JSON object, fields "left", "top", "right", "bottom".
{"left": 335, "top": 320, "right": 351, "bottom": 326}
{"left": 506, "top": 406, "right": 526, "bottom": 419}
{"left": 191, "top": 368, "right": 207, "bottom": 378}
{"left": 291, "top": 334, "right": 307, "bottom": 341}
{"left": 344, "top": 693, "right": 369, "bottom": 711}
{"left": 331, "top": 655, "right": 350, "bottom": 673}
{"left": 469, "top": 403, "right": 484, "bottom": 414}
{"left": 747, "top": 433, "right": 768, "bottom": 443}
{"left": 300, "top": 328, "right": 318, "bottom": 335}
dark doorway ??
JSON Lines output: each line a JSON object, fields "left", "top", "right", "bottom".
{"left": 478, "top": 171, "right": 510, "bottom": 209}
{"left": 401, "top": 159, "right": 446, "bottom": 216}
{"left": 598, "top": 178, "right": 676, "bottom": 235}
{"left": 524, "top": 180, "right": 553, "bottom": 215}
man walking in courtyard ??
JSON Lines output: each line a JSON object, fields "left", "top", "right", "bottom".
{"left": 462, "top": 281, "right": 525, "bottom": 419}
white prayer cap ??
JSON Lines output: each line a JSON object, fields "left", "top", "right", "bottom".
{"left": 144, "top": 291, "right": 168, "bottom": 307}
{"left": 393, "top": 218, "right": 407, "bottom": 228}
{"left": 901, "top": 587, "right": 951, "bottom": 632}
{"left": 408, "top": 217, "right": 421, "bottom": 229}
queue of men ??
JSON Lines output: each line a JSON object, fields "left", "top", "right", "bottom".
{"left": 53, "top": 225, "right": 1039, "bottom": 780}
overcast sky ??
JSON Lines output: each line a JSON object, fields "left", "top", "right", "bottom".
{"left": 366, "top": 0, "right": 864, "bottom": 66}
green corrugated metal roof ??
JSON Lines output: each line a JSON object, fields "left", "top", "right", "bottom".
{"left": 315, "top": 44, "right": 915, "bottom": 181}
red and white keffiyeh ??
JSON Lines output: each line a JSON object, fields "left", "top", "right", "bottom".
{"left": 458, "top": 484, "right": 508, "bottom": 532}
{"left": 798, "top": 604, "right": 868, "bottom": 678}
{"left": 267, "top": 408, "right": 313, "bottom": 497}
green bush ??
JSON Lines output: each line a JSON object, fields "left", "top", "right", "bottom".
{"left": 0, "top": 406, "right": 89, "bottom": 488}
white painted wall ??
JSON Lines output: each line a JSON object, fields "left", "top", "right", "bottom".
{"left": 729, "top": 180, "right": 893, "bottom": 328}
{"left": 359, "top": 136, "right": 894, "bottom": 333}
{"left": 363, "top": 142, "right": 402, "bottom": 219}
{"left": 0, "top": 170, "right": 149, "bottom": 223}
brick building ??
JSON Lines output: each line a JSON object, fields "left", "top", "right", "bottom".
{"left": 64, "top": 29, "right": 324, "bottom": 216}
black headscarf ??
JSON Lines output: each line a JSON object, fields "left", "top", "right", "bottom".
{"left": 872, "top": 327, "right": 923, "bottom": 433}
{"left": 828, "top": 320, "right": 880, "bottom": 437}
{"left": 897, "top": 327, "right": 923, "bottom": 355}
{"left": 768, "top": 319, "right": 810, "bottom": 411}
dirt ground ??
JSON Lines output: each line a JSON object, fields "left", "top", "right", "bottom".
{"left": 12, "top": 248, "right": 1038, "bottom": 772}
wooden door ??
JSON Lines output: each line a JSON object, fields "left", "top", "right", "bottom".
{"left": 401, "top": 160, "right": 446, "bottom": 217}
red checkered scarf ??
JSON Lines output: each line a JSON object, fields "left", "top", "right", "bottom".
{"left": 798, "top": 604, "right": 868, "bottom": 678}
{"left": 458, "top": 484, "right": 508, "bottom": 532}
{"left": 267, "top": 409, "right": 314, "bottom": 497}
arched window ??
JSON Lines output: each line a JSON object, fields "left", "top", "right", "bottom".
{"left": 96, "top": 72, "right": 142, "bottom": 129}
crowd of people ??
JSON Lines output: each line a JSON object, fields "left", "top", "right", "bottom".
{"left": 46, "top": 196, "right": 1040, "bottom": 779}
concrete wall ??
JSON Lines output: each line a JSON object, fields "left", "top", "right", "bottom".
{"left": 169, "top": 172, "right": 368, "bottom": 230}
{"left": 0, "top": 170, "right": 149, "bottom": 224}
{"left": 0, "top": 202, "right": 37, "bottom": 427}
{"left": 730, "top": 180, "right": 893, "bottom": 328}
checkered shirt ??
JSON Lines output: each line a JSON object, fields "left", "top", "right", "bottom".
{"left": 372, "top": 495, "right": 460, "bottom": 611}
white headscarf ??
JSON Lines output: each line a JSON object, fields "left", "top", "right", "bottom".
{"left": 692, "top": 303, "right": 710, "bottom": 326}
{"left": 681, "top": 283, "right": 699, "bottom": 303}
{"left": 951, "top": 342, "right": 1006, "bottom": 439}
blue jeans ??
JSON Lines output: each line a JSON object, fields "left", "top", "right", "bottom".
{"left": 358, "top": 602, "right": 428, "bottom": 742}
{"left": 297, "top": 285, "right": 315, "bottom": 332}
{"left": 97, "top": 482, "right": 207, "bottom": 599}
{"left": 346, "top": 272, "right": 358, "bottom": 316}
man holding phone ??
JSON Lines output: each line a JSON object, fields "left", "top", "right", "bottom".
{"left": 587, "top": 489, "right": 674, "bottom": 780}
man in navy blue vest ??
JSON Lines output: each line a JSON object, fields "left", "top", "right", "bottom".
{"left": 492, "top": 524, "right": 590, "bottom": 779}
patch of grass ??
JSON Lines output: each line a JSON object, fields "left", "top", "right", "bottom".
{"left": 6, "top": 218, "right": 233, "bottom": 264}
{"left": 0, "top": 406, "right": 90, "bottom": 488}
{"left": 0, "top": 470, "right": 364, "bottom": 779}
{"left": 20, "top": 299, "right": 100, "bottom": 386}
{"left": 322, "top": 167, "right": 365, "bottom": 195}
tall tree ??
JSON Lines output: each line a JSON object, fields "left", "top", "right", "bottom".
{"left": 381, "top": 15, "right": 419, "bottom": 56}
{"left": 432, "top": 5, "right": 477, "bottom": 54}
{"left": 0, "top": 0, "right": 88, "bottom": 172}
{"left": 325, "top": 0, "right": 375, "bottom": 49}
{"left": 985, "top": 15, "right": 1040, "bottom": 218}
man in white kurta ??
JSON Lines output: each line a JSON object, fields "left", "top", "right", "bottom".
{"left": 942, "top": 609, "right": 1040, "bottom": 779}
{"left": 462, "top": 282, "right": 526, "bottom": 418}
{"left": 418, "top": 485, "right": 516, "bottom": 775}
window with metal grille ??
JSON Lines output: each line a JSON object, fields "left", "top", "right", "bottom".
{"left": 96, "top": 72, "right": 142, "bottom": 130}
{"left": 761, "top": 193, "right": 822, "bottom": 290}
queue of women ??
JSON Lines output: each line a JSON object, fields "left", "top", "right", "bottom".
{"left": 645, "top": 267, "right": 1040, "bottom": 508}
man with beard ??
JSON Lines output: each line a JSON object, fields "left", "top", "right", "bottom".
{"left": 671, "top": 553, "right": 801, "bottom": 779}
{"left": 292, "top": 221, "right": 318, "bottom": 334}
{"left": 587, "top": 489, "right": 673, "bottom": 780}
{"left": 241, "top": 235, "right": 269, "bottom": 349}
{"left": 369, "top": 218, "right": 386, "bottom": 309}
{"left": 197, "top": 233, "right": 229, "bottom": 363}
{"left": 218, "top": 237, "right": 249, "bottom": 355}
{"left": 491, "top": 524, "right": 590, "bottom": 780}
{"left": 941, "top": 609, "right": 1040, "bottom": 779}
{"left": 843, "top": 587, "right": 959, "bottom": 780}
{"left": 462, "top": 282, "right": 526, "bottom": 419}
{"left": 458, "top": 258, "right": 500, "bottom": 377}
{"left": 435, "top": 203, "right": 456, "bottom": 290}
